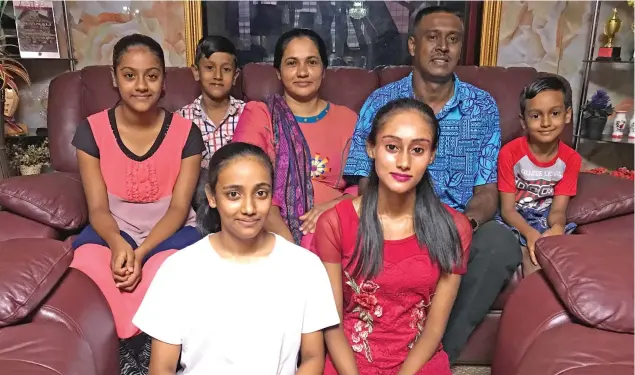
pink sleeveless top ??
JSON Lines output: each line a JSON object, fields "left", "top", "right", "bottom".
{"left": 87, "top": 109, "right": 197, "bottom": 245}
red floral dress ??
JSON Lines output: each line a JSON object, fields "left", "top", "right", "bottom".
{"left": 313, "top": 200, "right": 472, "bottom": 375}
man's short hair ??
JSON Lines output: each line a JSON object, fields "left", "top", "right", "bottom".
{"left": 409, "top": 5, "right": 463, "bottom": 36}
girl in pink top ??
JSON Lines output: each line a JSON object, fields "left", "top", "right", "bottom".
{"left": 70, "top": 34, "right": 203, "bottom": 371}
{"left": 233, "top": 29, "right": 358, "bottom": 249}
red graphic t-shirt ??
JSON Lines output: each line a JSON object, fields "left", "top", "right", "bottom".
{"left": 498, "top": 136, "right": 581, "bottom": 212}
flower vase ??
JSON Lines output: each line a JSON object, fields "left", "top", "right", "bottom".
{"left": 612, "top": 111, "right": 628, "bottom": 138}
{"left": 585, "top": 117, "right": 606, "bottom": 140}
{"left": 19, "top": 164, "right": 42, "bottom": 176}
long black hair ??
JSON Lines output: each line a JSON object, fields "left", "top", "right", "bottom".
{"left": 196, "top": 142, "right": 274, "bottom": 235}
{"left": 349, "top": 98, "right": 462, "bottom": 279}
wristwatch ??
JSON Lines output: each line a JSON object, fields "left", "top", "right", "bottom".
{"left": 469, "top": 217, "right": 479, "bottom": 232}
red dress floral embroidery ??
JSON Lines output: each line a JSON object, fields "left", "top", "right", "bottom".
{"left": 345, "top": 272, "right": 383, "bottom": 361}
{"left": 316, "top": 200, "right": 471, "bottom": 375}
{"left": 408, "top": 294, "right": 434, "bottom": 349}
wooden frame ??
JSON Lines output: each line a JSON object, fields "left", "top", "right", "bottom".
{"left": 183, "top": 0, "right": 502, "bottom": 67}
{"left": 479, "top": 0, "right": 502, "bottom": 66}
{"left": 183, "top": 0, "right": 203, "bottom": 67}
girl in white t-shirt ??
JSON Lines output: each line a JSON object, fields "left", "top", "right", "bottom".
{"left": 133, "top": 142, "right": 339, "bottom": 375}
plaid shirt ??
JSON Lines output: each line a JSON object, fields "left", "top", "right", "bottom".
{"left": 178, "top": 95, "right": 246, "bottom": 168}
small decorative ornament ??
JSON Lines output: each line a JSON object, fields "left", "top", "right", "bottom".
{"left": 629, "top": 115, "right": 635, "bottom": 139}
{"left": 612, "top": 111, "right": 628, "bottom": 138}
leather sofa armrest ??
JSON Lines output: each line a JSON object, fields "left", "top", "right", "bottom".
{"left": 567, "top": 172, "right": 634, "bottom": 225}
{"left": 536, "top": 235, "right": 634, "bottom": 333}
{"left": 0, "top": 322, "right": 98, "bottom": 375}
{"left": 492, "top": 272, "right": 572, "bottom": 375}
{"left": 31, "top": 268, "right": 119, "bottom": 375}
{"left": 0, "top": 238, "right": 73, "bottom": 327}
{"left": 516, "top": 324, "right": 634, "bottom": 375}
{"left": 0, "top": 172, "right": 88, "bottom": 230}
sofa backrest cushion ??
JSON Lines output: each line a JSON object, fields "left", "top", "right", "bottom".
{"left": 536, "top": 235, "right": 634, "bottom": 333}
{"left": 47, "top": 63, "right": 557, "bottom": 174}
{"left": 0, "top": 238, "right": 74, "bottom": 327}
{"left": 566, "top": 172, "right": 635, "bottom": 225}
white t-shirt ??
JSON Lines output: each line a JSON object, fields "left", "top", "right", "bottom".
{"left": 133, "top": 234, "right": 339, "bottom": 375}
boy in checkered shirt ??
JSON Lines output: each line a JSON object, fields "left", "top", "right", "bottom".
{"left": 179, "top": 36, "right": 245, "bottom": 168}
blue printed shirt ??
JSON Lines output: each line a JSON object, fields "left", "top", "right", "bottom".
{"left": 343, "top": 73, "right": 501, "bottom": 212}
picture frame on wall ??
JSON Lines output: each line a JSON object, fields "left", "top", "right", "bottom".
{"left": 181, "top": 0, "right": 502, "bottom": 68}
{"left": 13, "top": 0, "right": 61, "bottom": 59}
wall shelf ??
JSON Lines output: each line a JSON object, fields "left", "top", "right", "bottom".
{"left": 574, "top": 1, "right": 634, "bottom": 150}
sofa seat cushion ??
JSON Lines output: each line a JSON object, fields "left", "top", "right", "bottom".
{"left": 0, "top": 211, "right": 59, "bottom": 241}
{"left": 567, "top": 173, "right": 634, "bottom": 225}
{"left": 0, "top": 323, "right": 97, "bottom": 375}
{"left": 0, "top": 172, "right": 88, "bottom": 230}
{"left": 0, "top": 239, "right": 73, "bottom": 327}
{"left": 516, "top": 323, "right": 634, "bottom": 375}
{"left": 536, "top": 235, "right": 634, "bottom": 333}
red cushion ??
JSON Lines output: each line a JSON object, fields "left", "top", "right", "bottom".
{"left": 0, "top": 172, "right": 88, "bottom": 230}
{"left": 536, "top": 235, "right": 634, "bottom": 333}
{"left": 0, "top": 238, "right": 73, "bottom": 327}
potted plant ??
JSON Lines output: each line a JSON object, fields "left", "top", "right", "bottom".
{"left": 582, "top": 89, "right": 614, "bottom": 140}
{"left": 8, "top": 139, "right": 49, "bottom": 176}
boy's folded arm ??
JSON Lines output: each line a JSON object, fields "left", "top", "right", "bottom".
{"left": 547, "top": 195, "right": 570, "bottom": 228}
{"left": 499, "top": 192, "right": 537, "bottom": 238}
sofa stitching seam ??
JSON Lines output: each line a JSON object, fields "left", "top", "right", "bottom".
{"left": 39, "top": 304, "right": 87, "bottom": 340}
{"left": 0, "top": 175, "right": 84, "bottom": 227}
{"left": 570, "top": 196, "right": 634, "bottom": 221}
{"left": 0, "top": 358, "right": 63, "bottom": 375}
{"left": 2, "top": 247, "right": 70, "bottom": 321}
{"left": 541, "top": 250, "right": 590, "bottom": 326}
{"left": 515, "top": 310, "right": 569, "bottom": 373}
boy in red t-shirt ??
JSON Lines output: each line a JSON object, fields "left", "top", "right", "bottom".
{"left": 497, "top": 76, "right": 581, "bottom": 275}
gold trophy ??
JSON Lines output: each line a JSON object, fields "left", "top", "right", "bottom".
{"left": 598, "top": 8, "right": 622, "bottom": 60}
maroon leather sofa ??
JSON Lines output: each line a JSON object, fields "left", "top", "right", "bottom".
{"left": 0, "top": 64, "right": 633, "bottom": 366}
{"left": 0, "top": 238, "right": 118, "bottom": 375}
{"left": 492, "top": 231, "right": 634, "bottom": 375}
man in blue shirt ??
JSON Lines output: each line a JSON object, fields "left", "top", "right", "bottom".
{"left": 344, "top": 6, "right": 521, "bottom": 363}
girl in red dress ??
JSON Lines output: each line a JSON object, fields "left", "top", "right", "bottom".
{"left": 313, "top": 98, "right": 473, "bottom": 375}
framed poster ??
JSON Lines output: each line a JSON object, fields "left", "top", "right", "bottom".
{"left": 13, "top": 0, "right": 60, "bottom": 59}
